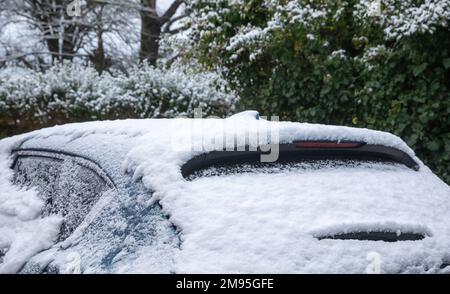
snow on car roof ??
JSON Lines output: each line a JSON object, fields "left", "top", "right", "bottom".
{"left": 1, "top": 115, "right": 449, "bottom": 273}
{"left": 3, "top": 115, "right": 420, "bottom": 184}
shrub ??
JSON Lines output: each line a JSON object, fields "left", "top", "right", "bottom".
{"left": 0, "top": 62, "right": 237, "bottom": 137}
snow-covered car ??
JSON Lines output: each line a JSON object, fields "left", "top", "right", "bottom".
{"left": 0, "top": 111, "right": 449, "bottom": 274}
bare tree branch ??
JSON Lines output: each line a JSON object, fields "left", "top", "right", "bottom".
{"left": 162, "top": 13, "right": 188, "bottom": 32}
{"left": 0, "top": 51, "right": 90, "bottom": 63}
{"left": 160, "top": 0, "right": 184, "bottom": 24}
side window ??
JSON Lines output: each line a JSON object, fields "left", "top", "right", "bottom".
{"left": 13, "top": 151, "right": 114, "bottom": 240}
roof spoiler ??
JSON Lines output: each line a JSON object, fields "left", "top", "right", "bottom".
{"left": 181, "top": 141, "right": 419, "bottom": 179}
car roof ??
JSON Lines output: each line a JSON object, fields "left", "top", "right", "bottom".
{"left": 3, "top": 115, "right": 424, "bottom": 192}
{"left": 10, "top": 115, "right": 418, "bottom": 163}
{"left": 5, "top": 115, "right": 421, "bottom": 185}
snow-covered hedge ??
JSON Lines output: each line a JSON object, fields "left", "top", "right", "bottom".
{"left": 188, "top": 0, "right": 450, "bottom": 57}
{"left": 0, "top": 63, "right": 237, "bottom": 136}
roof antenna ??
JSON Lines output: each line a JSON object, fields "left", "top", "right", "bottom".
{"left": 227, "top": 110, "right": 260, "bottom": 120}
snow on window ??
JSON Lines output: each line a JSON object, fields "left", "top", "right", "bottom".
{"left": 0, "top": 138, "right": 62, "bottom": 273}
{"left": 13, "top": 154, "right": 112, "bottom": 240}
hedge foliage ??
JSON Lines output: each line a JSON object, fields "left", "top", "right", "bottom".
{"left": 187, "top": 0, "right": 450, "bottom": 183}
{"left": 0, "top": 63, "right": 236, "bottom": 138}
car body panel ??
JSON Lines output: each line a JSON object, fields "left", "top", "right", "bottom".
{"left": 0, "top": 117, "right": 448, "bottom": 273}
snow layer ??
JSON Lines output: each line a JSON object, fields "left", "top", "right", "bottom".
{"left": 167, "top": 165, "right": 450, "bottom": 273}
{"left": 1, "top": 117, "right": 449, "bottom": 273}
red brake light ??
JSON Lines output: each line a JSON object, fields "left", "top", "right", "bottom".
{"left": 294, "top": 141, "right": 364, "bottom": 149}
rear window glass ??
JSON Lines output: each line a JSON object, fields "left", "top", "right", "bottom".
{"left": 186, "top": 160, "right": 406, "bottom": 181}
{"left": 181, "top": 143, "right": 419, "bottom": 180}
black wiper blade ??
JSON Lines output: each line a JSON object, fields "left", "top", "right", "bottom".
{"left": 316, "top": 231, "right": 426, "bottom": 242}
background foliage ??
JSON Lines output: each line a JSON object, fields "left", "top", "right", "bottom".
{"left": 0, "top": 62, "right": 236, "bottom": 138}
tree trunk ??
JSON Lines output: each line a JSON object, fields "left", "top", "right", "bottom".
{"left": 94, "top": 7, "right": 105, "bottom": 73}
{"left": 45, "top": 28, "right": 77, "bottom": 63}
{"left": 95, "top": 31, "right": 105, "bottom": 73}
{"left": 140, "top": 0, "right": 161, "bottom": 65}
{"left": 32, "top": 0, "right": 76, "bottom": 63}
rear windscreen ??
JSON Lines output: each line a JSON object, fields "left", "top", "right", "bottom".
{"left": 181, "top": 143, "right": 419, "bottom": 180}
{"left": 185, "top": 160, "right": 407, "bottom": 181}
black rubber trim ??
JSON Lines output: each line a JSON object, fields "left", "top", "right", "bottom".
{"left": 11, "top": 148, "right": 116, "bottom": 189}
{"left": 440, "top": 263, "right": 450, "bottom": 269}
{"left": 181, "top": 142, "right": 419, "bottom": 179}
{"left": 316, "top": 231, "right": 426, "bottom": 242}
